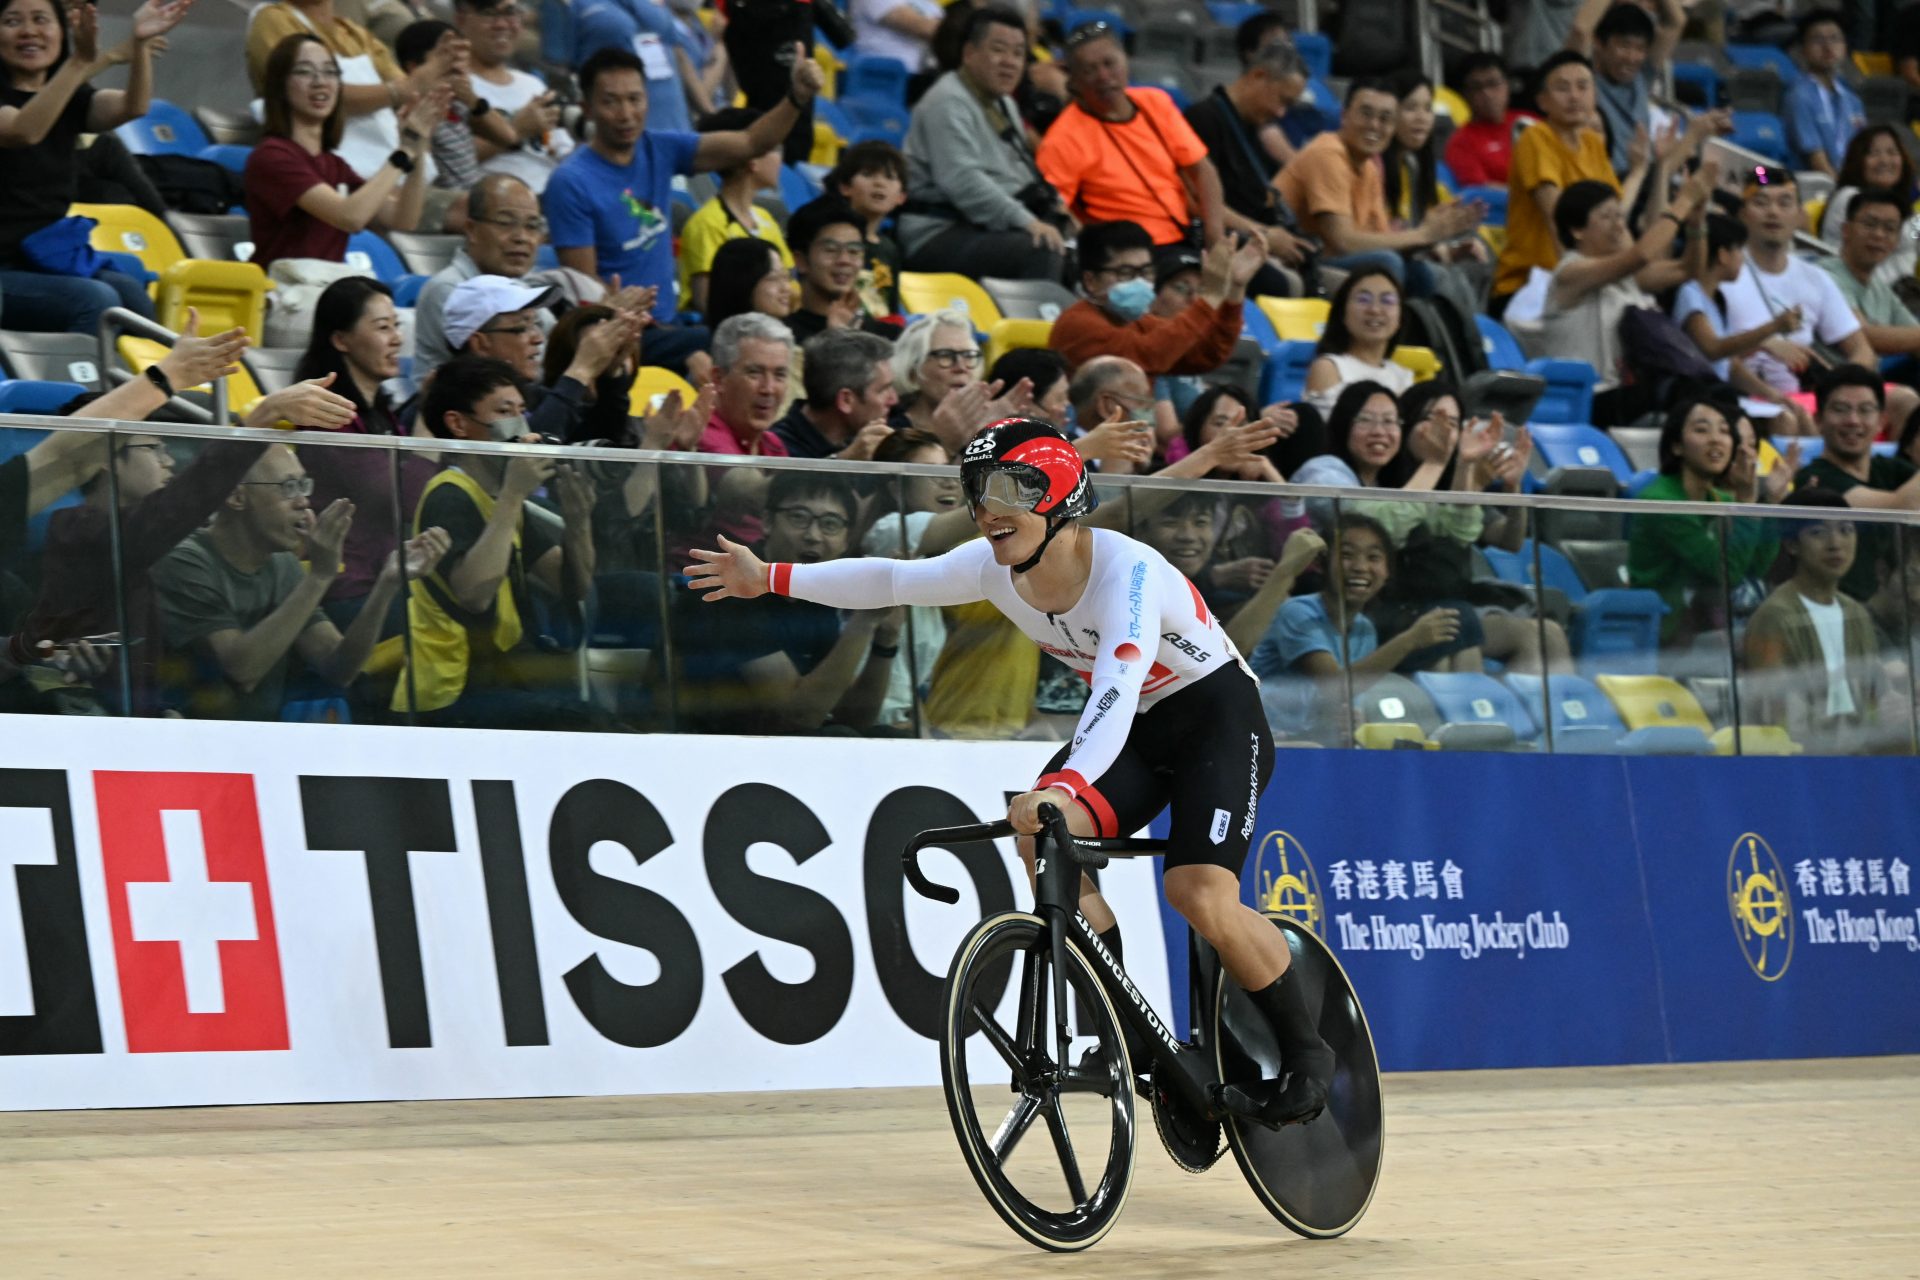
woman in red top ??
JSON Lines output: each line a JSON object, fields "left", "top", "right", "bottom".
{"left": 243, "top": 32, "right": 446, "bottom": 268}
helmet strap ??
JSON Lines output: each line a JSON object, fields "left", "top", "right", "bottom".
{"left": 1012, "top": 514, "right": 1069, "bottom": 575}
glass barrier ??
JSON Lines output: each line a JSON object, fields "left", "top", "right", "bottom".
{"left": 0, "top": 411, "right": 1914, "bottom": 760}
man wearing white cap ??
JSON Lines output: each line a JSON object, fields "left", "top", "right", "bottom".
{"left": 442, "top": 273, "right": 644, "bottom": 442}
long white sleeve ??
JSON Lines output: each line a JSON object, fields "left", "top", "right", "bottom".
{"left": 774, "top": 540, "right": 993, "bottom": 609}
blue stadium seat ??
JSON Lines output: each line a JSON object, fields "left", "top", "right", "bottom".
{"left": 1258, "top": 340, "right": 1319, "bottom": 404}
{"left": 1480, "top": 545, "right": 1526, "bottom": 584}
{"left": 1671, "top": 61, "right": 1720, "bottom": 107}
{"left": 839, "top": 97, "right": 908, "bottom": 147}
{"left": 1616, "top": 725, "right": 1714, "bottom": 754}
{"left": 1725, "top": 43, "right": 1800, "bottom": 84}
{"left": 1207, "top": 2, "right": 1266, "bottom": 30}
{"left": 1626, "top": 467, "right": 1661, "bottom": 497}
{"left": 1526, "top": 358, "right": 1597, "bottom": 424}
{"left": 1242, "top": 301, "right": 1279, "bottom": 353}
{"left": 1292, "top": 30, "right": 1332, "bottom": 80}
{"left": 1571, "top": 589, "right": 1667, "bottom": 676}
{"left": 1457, "top": 184, "right": 1507, "bottom": 226}
{"left": 814, "top": 96, "right": 854, "bottom": 138}
{"left": 541, "top": 0, "right": 575, "bottom": 65}
{"left": 116, "top": 100, "right": 211, "bottom": 156}
{"left": 1502, "top": 673, "right": 1626, "bottom": 753}
{"left": 346, "top": 230, "right": 408, "bottom": 284}
{"left": 779, "top": 164, "right": 822, "bottom": 212}
{"left": 1060, "top": 9, "right": 1129, "bottom": 36}
{"left": 0, "top": 380, "right": 87, "bottom": 414}
{"left": 1529, "top": 423, "right": 1635, "bottom": 486}
{"left": 843, "top": 53, "right": 911, "bottom": 106}
{"left": 200, "top": 144, "right": 252, "bottom": 174}
{"left": 1475, "top": 313, "right": 1526, "bottom": 370}
{"left": 1414, "top": 672, "right": 1540, "bottom": 744}
{"left": 1729, "top": 110, "right": 1789, "bottom": 163}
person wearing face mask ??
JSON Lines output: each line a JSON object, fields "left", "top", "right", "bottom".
{"left": 399, "top": 355, "right": 598, "bottom": 727}
{"left": 1048, "top": 219, "right": 1261, "bottom": 380}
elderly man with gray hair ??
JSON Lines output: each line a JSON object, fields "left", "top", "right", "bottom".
{"left": 772, "top": 329, "right": 901, "bottom": 459}
{"left": 698, "top": 313, "right": 797, "bottom": 458}
{"left": 1183, "top": 35, "right": 1315, "bottom": 274}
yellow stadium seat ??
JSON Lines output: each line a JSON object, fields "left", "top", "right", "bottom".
{"left": 810, "top": 120, "right": 844, "bottom": 168}
{"left": 1595, "top": 675, "right": 1714, "bottom": 733}
{"left": 897, "top": 271, "right": 1004, "bottom": 327}
{"left": 1711, "top": 725, "right": 1803, "bottom": 756}
{"left": 1354, "top": 723, "right": 1435, "bottom": 750}
{"left": 1854, "top": 51, "right": 1892, "bottom": 77}
{"left": 118, "top": 335, "right": 267, "bottom": 419}
{"left": 983, "top": 318, "right": 1052, "bottom": 369}
{"left": 157, "top": 259, "right": 273, "bottom": 345}
{"left": 1434, "top": 84, "right": 1469, "bottom": 127}
{"left": 814, "top": 41, "right": 842, "bottom": 100}
{"left": 1257, "top": 296, "right": 1329, "bottom": 341}
{"left": 628, "top": 364, "right": 700, "bottom": 417}
{"left": 1391, "top": 343, "right": 1443, "bottom": 382}
{"left": 69, "top": 202, "right": 187, "bottom": 287}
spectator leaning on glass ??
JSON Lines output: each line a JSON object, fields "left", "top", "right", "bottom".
{"left": 543, "top": 44, "right": 824, "bottom": 347}
{"left": 244, "top": 34, "right": 448, "bottom": 271}
{"left": 1784, "top": 8, "right": 1864, "bottom": 178}
{"left": 0, "top": 0, "right": 192, "bottom": 334}
{"left": 246, "top": 0, "right": 461, "bottom": 182}
{"left": 150, "top": 447, "right": 449, "bottom": 721}
{"left": 1794, "top": 364, "right": 1920, "bottom": 601}
{"left": 1048, "top": 220, "right": 1258, "bottom": 379}
{"left": 10, "top": 313, "right": 358, "bottom": 714}
{"left": 1744, "top": 487, "right": 1887, "bottom": 750}
{"left": 1275, "top": 78, "right": 1486, "bottom": 299}
{"left": 772, "top": 328, "right": 899, "bottom": 461}
{"left": 1627, "top": 394, "right": 1781, "bottom": 642}
{"left": 449, "top": 0, "right": 571, "bottom": 193}
{"left": 898, "top": 6, "right": 1068, "bottom": 281}
{"left": 397, "top": 355, "right": 597, "bottom": 727}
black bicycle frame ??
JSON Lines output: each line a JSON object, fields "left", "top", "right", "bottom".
{"left": 904, "top": 806, "right": 1226, "bottom": 1121}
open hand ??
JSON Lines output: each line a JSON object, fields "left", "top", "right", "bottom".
{"left": 686, "top": 533, "right": 771, "bottom": 601}
{"left": 130, "top": 0, "right": 193, "bottom": 42}
{"left": 247, "top": 372, "right": 358, "bottom": 430}
{"left": 158, "top": 308, "right": 249, "bottom": 392}
{"left": 1074, "top": 407, "right": 1154, "bottom": 466}
{"left": 303, "top": 498, "right": 356, "bottom": 579}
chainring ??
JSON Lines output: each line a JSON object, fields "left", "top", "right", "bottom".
{"left": 1150, "top": 1059, "right": 1225, "bottom": 1174}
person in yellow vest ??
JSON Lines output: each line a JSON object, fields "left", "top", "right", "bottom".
{"left": 394, "top": 355, "right": 598, "bottom": 727}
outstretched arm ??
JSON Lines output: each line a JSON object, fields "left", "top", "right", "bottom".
{"left": 687, "top": 534, "right": 992, "bottom": 608}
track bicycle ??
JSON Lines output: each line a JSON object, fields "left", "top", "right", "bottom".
{"left": 903, "top": 805, "right": 1385, "bottom": 1252}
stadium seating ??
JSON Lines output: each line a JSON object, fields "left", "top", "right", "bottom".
{"left": 118, "top": 335, "right": 267, "bottom": 417}
{"left": 1485, "top": 540, "right": 1666, "bottom": 676}
{"left": 629, "top": 365, "right": 699, "bottom": 416}
{"left": 1258, "top": 296, "right": 1329, "bottom": 342}
{"left": 0, "top": 332, "right": 104, "bottom": 390}
{"left": 0, "top": 381, "right": 88, "bottom": 414}
{"left": 1354, "top": 673, "right": 1441, "bottom": 737}
{"left": 168, "top": 212, "right": 252, "bottom": 262}
{"left": 1595, "top": 674, "right": 1715, "bottom": 753}
{"left": 1391, "top": 344, "right": 1443, "bottom": 383}
{"left": 1502, "top": 673, "right": 1628, "bottom": 753}
{"left": 1729, "top": 110, "right": 1789, "bottom": 164}
{"left": 1528, "top": 424, "right": 1635, "bottom": 487}
{"left": 385, "top": 231, "right": 463, "bottom": 276}
{"left": 897, "top": 272, "right": 1002, "bottom": 327}
{"left": 842, "top": 54, "right": 910, "bottom": 106}
{"left": 983, "top": 319, "right": 1054, "bottom": 369}
{"left": 1724, "top": 43, "right": 1800, "bottom": 84}
{"left": 69, "top": 203, "right": 188, "bottom": 286}
{"left": 981, "top": 277, "right": 1077, "bottom": 322}
{"left": 1257, "top": 340, "right": 1319, "bottom": 404}
{"left": 243, "top": 347, "right": 305, "bottom": 395}
{"left": 156, "top": 260, "right": 273, "bottom": 343}
{"left": 1413, "top": 672, "right": 1537, "bottom": 746}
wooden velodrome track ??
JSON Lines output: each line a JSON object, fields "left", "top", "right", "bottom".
{"left": 5, "top": 1056, "right": 1914, "bottom": 1278}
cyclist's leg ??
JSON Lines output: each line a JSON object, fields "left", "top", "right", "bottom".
{"left": 1021, "top": 742, "right": 1163, "bottom": 938}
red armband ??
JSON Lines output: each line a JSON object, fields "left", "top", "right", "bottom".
{"left": 768, "top": 562, "right": 795, "bottom": 596}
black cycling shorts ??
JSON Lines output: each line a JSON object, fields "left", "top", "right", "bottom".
{"left": 1034, "top": 663, "right": 1276, "bottom": 874}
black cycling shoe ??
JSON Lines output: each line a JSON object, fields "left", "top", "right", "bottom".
{"left": 1255, "top": 1070, "right": 1329, "bottom": 1127}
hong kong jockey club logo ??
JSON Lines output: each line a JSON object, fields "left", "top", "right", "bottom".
{"left": 1251, "top": 830, "right": 1324, "bottom": 936}
{"left": 1728, "top": 832, "right": 1793, "bottom": 982}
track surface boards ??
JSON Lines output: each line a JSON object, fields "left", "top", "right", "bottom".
{"left": 3, "top": 1056, "right": 1914, "bottom": 1278}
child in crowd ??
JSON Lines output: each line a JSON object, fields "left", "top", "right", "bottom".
{"left": 826, "top": 140, "right": 908, "bottom": 319}
{"left": 680, "top": 106, "right": 794, "bottom": 315}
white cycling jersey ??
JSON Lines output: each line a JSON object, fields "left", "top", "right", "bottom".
{"left": 770, "top": 529, "right": 1252, "bottom": 795}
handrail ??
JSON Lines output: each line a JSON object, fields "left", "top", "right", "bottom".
{"left": 0, "top": 408, "right": 1915, "bottom": 528}
{"left": 95, "top": 307, "right": 229, "bottom": 425}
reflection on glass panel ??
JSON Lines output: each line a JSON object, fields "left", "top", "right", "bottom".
{"left": 577, "top": 451, "right": 673, "bottom": 731}
{"left": 1878, "top": 525, "right": 1920, "bottom": 754}
{"left": 0, "top": 422, "right": 119, "bottom": 716}
{"left": 1736, "top": 502, "right": 1914, "bottom": 756}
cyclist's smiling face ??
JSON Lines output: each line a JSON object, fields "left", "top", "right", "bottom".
{"left": 975, "top": 504, "right": 1047, "bottom": 565}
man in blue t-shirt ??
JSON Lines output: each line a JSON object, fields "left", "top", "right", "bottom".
{"left": 1782, "top": 9, "right": 1865, "bottom": 177}
{"left": 545, "top": 42, "right": 824, "bottom": 329}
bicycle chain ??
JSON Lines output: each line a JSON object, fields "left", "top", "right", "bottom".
{"left": 1149, "top": 1060, "right": 1225, "bottom": 1174}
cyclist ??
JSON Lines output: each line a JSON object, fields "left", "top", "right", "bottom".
{"left": 688, "top": 418, "right": 1334, "bottom": 1125}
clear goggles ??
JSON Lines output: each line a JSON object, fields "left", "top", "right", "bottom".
{"left": 966, "top": 466, "right": 1049, "bottom": 516}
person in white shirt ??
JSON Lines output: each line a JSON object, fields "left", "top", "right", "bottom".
{"left": 851, "top": 0, "right": 942, "bottom": 71}
{"left": 1718, "top": 166, "right": 1875, "bottom": 397}
{"left": 451, "top": 0, "right": 574, "bottom": 192}
{"left": 1671, "top": 210, "right": 1815, "bottom": 432}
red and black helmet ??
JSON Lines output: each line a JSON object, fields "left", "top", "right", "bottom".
{"left": 959, "top": 418, "right": 1099, "bottom": 520}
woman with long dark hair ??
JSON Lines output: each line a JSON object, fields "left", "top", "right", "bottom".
{"left": 294, "top": 276, "right": 440, "bottom": 628}
{"left": 1817, "top": 124, "right": 1919, "bottom": 286}
{"left": 244, "top": 31, "right": 445, "bottom": 269}
{"left": 0, "top": 0, "right": 190, "bottom": 333}
{"left": 704, "top": 236, "right": 796, "bottom": 331}
{"left": 1301, "top": 269, "right": 1412, "bottom": 417}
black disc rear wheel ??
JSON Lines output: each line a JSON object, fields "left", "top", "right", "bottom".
{"left": 939, "top": 912, "right": 1136, "bottom": 1252}
{"left": 1209, "top": 913, "right": 1385, "bottom": 1238}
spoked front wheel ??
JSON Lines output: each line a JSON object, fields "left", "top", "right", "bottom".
{"left": 939, "top": 911, "right": 1136, "bottom": 1252}
{"left": 1206, "top": 913, "right": 1385, "bottom": 1239}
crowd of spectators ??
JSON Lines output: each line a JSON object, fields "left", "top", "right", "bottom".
{"left": 0, "top": 0, "right": 1915, "bottom": 748}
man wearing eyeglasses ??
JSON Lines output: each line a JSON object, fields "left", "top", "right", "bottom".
{"left": 450, "top": 0, "right": 573, "bottom": 191}
{"left": 1793, "top": 365, "right": 1920, "bottom": 601}
{"left": 678, "top": 470, "right": 901, "bottom": 733}
{"left": 784, "top": 197, "right": 902, "bottom": 345}
{"left": 1049, "top": 219, "right": 1260, "bottom": 379}
{"left": 416, "top": 174, "right": 551, "bottom": 379}
{"left": 1819, "top": 189, "right": 1920, "bottom": 378}
{"left": 151, "top": 449, "right": 450, "bottom": 721}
